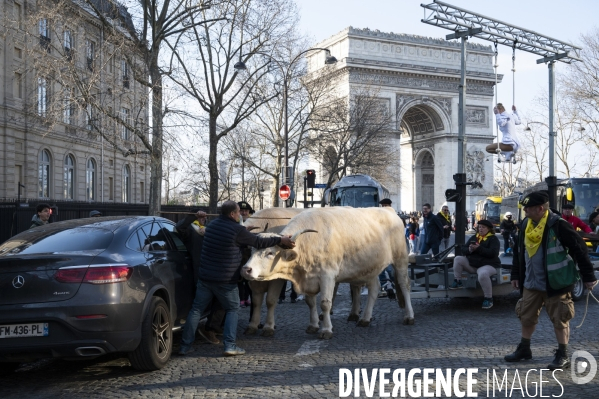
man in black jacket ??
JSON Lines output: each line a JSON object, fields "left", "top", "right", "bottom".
{"left": 179, "top": 201, "right": 294, "bottom": 356}
{"left": 500, "top": 212, "right": 517, "bottom": 255}
{"left": 437, "top": 205, "right": 453, "bottom": 251}
{"left": 504, "top": 191, "right": 597, "bottom": 369}
{"left": 420, "top": 203, "right": 444, "bottom": 256}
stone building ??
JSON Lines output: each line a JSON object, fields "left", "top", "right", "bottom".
{"left": 0, "top": 0, "right": 149, "bottom": 203}
{"left": 307, "top": 27, "right": 500, "bottom": 212}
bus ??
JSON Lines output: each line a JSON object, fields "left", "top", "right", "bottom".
{"left": 475, "top": 196, "right": 502, "bottom": 231}
{"left": 521, "top": 178, "right": 599, "bottom": 222}
{"left": 324, "top": 174, "right": 390, "bottom": 208}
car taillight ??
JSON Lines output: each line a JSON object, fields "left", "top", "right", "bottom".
{"left": 56, "top": 265, "right": 132, "bottom": 284}
{"left": 55, "top": 267, "right": 87, "bottom": 283}
{"left": 84, "top": 265, "right": 132, "bottom": 284}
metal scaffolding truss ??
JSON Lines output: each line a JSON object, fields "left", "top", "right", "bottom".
{"left": 421, "top": 0, "right": 581, "bottom": 63}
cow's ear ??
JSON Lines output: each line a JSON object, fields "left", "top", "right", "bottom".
{"left": 283, "top": 249, "right": 298, "bottom": 262}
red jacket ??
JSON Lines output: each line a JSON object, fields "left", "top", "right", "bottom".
{"left": 562, "top": 214, "right": 592, "bottom": 233}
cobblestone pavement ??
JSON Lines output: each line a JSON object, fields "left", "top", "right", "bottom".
{"left": 1, "top": 282, "right": 598, "bottom": 398}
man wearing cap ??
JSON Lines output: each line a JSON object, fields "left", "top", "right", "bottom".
{"left": 449, "top": 219, "right": 500, "bottom": 309}
{"left": 505, "top": 191, "right": 597, "bottom": 369}
{"left": 561, "top": 204, "right": 593, "bottom": 233}
{"left": 179, "top": 200, "right": 295, "bottom": 357}
{"left": 89, "top": 210, "right": 102, "bottom": 217}
{"left": 238, "top": 201, "right": 253, "bottom": 224}
{"left": 500, "top": 212, "right": 517, "bottom": 255}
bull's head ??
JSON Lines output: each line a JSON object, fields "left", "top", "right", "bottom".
{"left": 241, "top": 229, "right": 317, "bottom": 281}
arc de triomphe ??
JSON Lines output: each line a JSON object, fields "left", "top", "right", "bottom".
{"left": 307, "top": 27, "right": 499, "bottom": 213}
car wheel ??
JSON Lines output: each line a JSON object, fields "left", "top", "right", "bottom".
{"left": 571, "top": 276, "right": 587, "bottom": 302}
{"left": 0, "top": 362, "right": 20, "bottom": 375}
{"left": 128, "top": 296, "right": 172, "bottom": 371}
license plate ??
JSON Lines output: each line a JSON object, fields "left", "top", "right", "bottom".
{"left": 0, "top": 323, "right": 49, "bottom": 338}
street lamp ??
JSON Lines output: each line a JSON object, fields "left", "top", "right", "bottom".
{"left": 234, "top": 48, "right": 337, "bottom": 207}
{"left": 524, "top": 121, "right": 585, "bottom": 207}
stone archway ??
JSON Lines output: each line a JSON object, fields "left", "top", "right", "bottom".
{"left": 396, "top": 100, "right": 449, "bottom": 212}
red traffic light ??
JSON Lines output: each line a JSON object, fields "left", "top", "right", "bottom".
{"left": 279, "top": 184, "right": 291, "bottom": 200}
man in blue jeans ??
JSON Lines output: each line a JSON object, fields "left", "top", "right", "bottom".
{"left": 179, "top": 200, "right": 295, "bottom": 356}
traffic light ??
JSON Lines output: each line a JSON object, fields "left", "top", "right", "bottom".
{"left": 306, "top": 169, "right": 316, "bottom": 188}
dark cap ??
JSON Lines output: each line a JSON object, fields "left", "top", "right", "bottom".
{"left": 589, "top": 211, "right": 599, "bottom": 224}
{"left": 520, "top": 191, "right": 549, "bottom": 207}
{"left": 477, "top": 219, "right": 495, "bottom": 231}
{"left": 562, "top": 204, "right": 575, "bottom": 210}
{"left": 238, "top": 201, "right": 253, "bottom": 212}
{"left": 89, "top": 210, "right": 102, "bottom": 217}
{"left": 379, "top": 198, "right": 392, "bottom": 205}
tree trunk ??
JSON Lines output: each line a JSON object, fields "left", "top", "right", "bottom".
{"left": 208, "top": 114, "right": 219, "bottom": 214}
{"left": 148, "top": 68, "right": 163, "bottom": 216}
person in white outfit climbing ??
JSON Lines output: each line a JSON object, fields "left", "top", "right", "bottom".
{"left": 486, "top": 103, "right": 521, "bottom": 162}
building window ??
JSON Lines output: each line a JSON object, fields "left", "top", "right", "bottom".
{"left": 63, "top": 87, "right": 75, "bottom": 124}
{"left": 122, "top": 165, "right": 131, "bottom": 202}
{"left": 121, "top": 107, "right": 130, "bottom": 140}
{"left": 14, "top": 73, "right": 22, "bottom": 99}
{"left": 86, "top": 158, "right": 96, "bottom": 201}
{"left": 63, "top": 29, "right": 73, "bottom": 61}
{"left": 86, "top": 39, "right": 95, "bottom": 71}
{"left": 14, "top": 3, "right": 22, "bottom": 30}
{"left": 64, "top": 154, "right": 75, "bottom": 199}
{"left": 122, "top": 58, "right": 129, "bottom": 88}
{"left": 39, "top": 149, "right": 51, "bottom": 198}
{"left": 140, "top": 181, "right": 145, "bottom": 203}
{"left": 109, "top": 177, "right": 114, "bottom": 200}
{"left": 37, "top": 77, "right": 48, "bottom": 116}
{"left": 39, "top": 19, "right": 51, "bottom": 52}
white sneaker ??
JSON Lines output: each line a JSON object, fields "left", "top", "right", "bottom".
{"left": 360, "top": 287, "right": 368, "bottom": 296}
{"left": 296, "top": 295, "right": 304, "bottom": 301}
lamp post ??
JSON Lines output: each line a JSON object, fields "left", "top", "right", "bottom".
{"left": 234, "top": 48, "right": 337, "bottom": 207}
{"left": 524, "top": 121, "right": 585, "bottom": 208}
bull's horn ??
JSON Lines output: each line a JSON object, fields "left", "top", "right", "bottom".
{"left": 290, "top": 229, "right": 318, "bottom": 242}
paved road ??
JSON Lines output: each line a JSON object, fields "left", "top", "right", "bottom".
{"left": 1, "top": 280, "right": 598, "bottom": 398}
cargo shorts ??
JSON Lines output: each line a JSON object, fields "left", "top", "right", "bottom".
{"left": 515, "top": 287, "right": 575, "bottom": 329}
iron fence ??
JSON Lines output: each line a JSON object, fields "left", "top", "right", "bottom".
{"left": 0, "top": 199, "right": 209, "bottom": 244}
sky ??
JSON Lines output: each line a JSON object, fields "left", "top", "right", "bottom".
{"left": 297, "top": 0, "right": 599, "bottom": 120}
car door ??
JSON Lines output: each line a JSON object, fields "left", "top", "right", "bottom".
{"left": 158, "top": 221, "right": 195, "bottom": 321}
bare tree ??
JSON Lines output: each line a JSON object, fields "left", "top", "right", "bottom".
{"left": 222, "top": 39, "right": 335, "bottom": 207}
{"left": 67, "top": 0, "right": 215, "bottom": 214}
{"left": 166, "top": 0, "right": 298, "bottom": 213}
{"left": 307, "top": 86, "right": 398, "bottom": 188}
{"left": 561, "top": 27, "right": 599, "bottom": 176}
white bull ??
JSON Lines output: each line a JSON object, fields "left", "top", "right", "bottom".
{"left": 244, "top": 207, "right": 304, "bottom": 336}
{"left": 241, "top": 207, "right": 414, "bottom": 339}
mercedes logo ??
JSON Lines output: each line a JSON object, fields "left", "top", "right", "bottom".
{"left": 12, "top": 275, "right": 25, "bottom": 289}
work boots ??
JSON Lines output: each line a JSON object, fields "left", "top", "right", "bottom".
{"left": 504, "top": 343, "right": 533, "bottom": 362}
{"left": 548, "top": 349, "right": 570, "bottom": 370}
